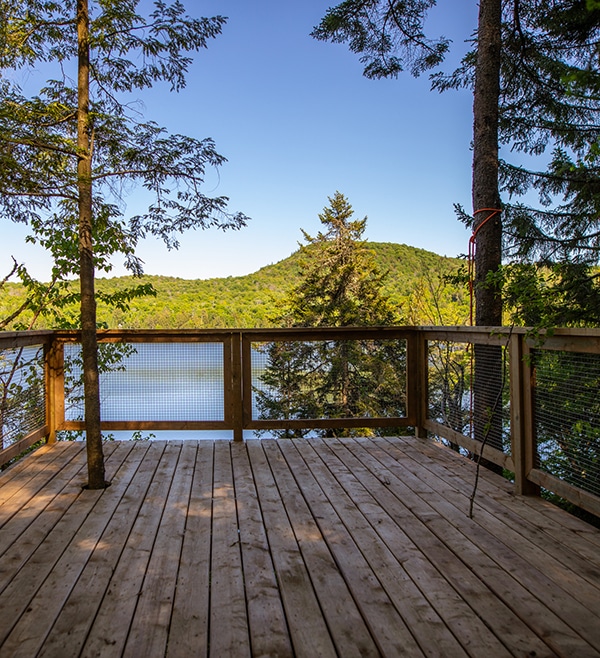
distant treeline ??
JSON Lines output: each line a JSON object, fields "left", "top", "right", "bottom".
{"left": 0, "top": 243, "right": 470, "bottom": 329}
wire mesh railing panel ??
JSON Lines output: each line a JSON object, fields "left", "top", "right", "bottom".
{"left": 250, "top": 338, "right": 407, "bottom": 431}
{"left": 533, "top": 349, "right": 600, "bottom": 499}
{"left": 427, "top": 341, "right": 472, "bottom": 438}
{"left": 64, "top": 342, "right": 225, "bottom": 422}
{"left": 0, "top": 345, "right": 46, "bottom": 449}
{"left": 427, "top": 339, "right": 511, "bottom": 455}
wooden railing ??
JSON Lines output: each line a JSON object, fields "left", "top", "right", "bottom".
{"left": 1, "top": 326, "right": 599, "bottom": 518}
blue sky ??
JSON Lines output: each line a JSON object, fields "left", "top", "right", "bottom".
{"left": 4, "top": 0, "right": 479, "bottom": 281}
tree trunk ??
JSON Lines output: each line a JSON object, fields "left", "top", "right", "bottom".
{"left": 472, "top": 0, "right": 504, "bottom": 465}
{"left": 472, "top": 0, "right": 503, "bottom": 313}
{"left": 77, "top": 0, "right": 106, "bottom": 489}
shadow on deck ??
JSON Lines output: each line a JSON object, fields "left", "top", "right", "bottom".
{"left": 0, "top": 436, "right": 599, "bottom": 657}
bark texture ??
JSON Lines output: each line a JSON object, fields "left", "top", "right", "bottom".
{"left": 472, "top": 0, "right": 503, "bottom": 327}
{"left": 472, "top": 0, "right": 504, "bottom": 462}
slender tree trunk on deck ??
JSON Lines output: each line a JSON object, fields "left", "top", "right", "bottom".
{"left": 77, "top": 0, "right": 106, "bottom": 489}
{"left": 472, "top": 0, "right": 504, "bottom": 465}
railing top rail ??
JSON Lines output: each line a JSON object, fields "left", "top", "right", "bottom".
{"left": 0, "top": 330, "right": 55, "bottom": 349}
{"left": 53, "top": 328, "right": 241, "bottom": 343}
{"left": 5, "top": 326, "right": 600, "bottom": 346}
{"left": 52, "top": 326, "right": 417, "bottom": 343}
{"left": 417, "top": 325, "right": 600, "bottom": 337}
{"left": 242, "top": 326, "right": 414, "bottom": 342}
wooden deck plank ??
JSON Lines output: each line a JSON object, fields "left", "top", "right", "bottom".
{"left": 1, "top": 442, "right": 142, "bottom": 657}
{"left": 231, "top": 441, "right": 294, "bottom": 658}
{"left": 261, "top": 439, "right": 381, "bottom": 658}
{"left": 0, "top": 444, "right": 88, "bottom": 569}
{"left": 383, "top": 437, "right": 600, "bottom": 596}
{"left": 0, "top": 442, "right": 85, "bottom": 526}
{"left": 209, "top": 441, "right": 251, "bottom": 658}
{"left": 37, "top": 441, "right": 163, "bottom": 658}
{"left": 0, "top": 442, "right": 74, "bottom": 490}
{"left": 166, "top": 441, "right": 214, "bottom": 658}
{"left": 394, "top": 435, "right": 600, "bottom": 560}
{"left": 0, "top": 437, "right": 599, "bottom": 658}
{"left": 123, "top": 441, "right": 197, "bottom": 657}
{"left": 245, "top": 440, "right": 338, "bottom": 658}
{"left": 344, "top": 437, "right": 598, "bottom": 657}
{"left": 331, "top": 437, "right": 562, "bottom": 658}
{"left": 0, "top": 441, "right": 122, "bottom": 648}
{"left": 371, "top": 438, "right": 600, "bottom": 643}
{"left": 313, "top": 438, "right": 516, "bottom": 658}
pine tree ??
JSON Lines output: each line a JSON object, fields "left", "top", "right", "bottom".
{"left": 255, "top": 192, "right": 405, "bottom": 437}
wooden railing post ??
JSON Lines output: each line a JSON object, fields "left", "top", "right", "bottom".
{"left": 231, "top": 331, "right": 243, "bottom": 442}
{"left": 45, "top": 336, "right": 65, "bottom": 444}
{"left": 509, "top": 332, "right": 539, "bottom": 496}
{"left": 407, "top": 329, "right": 428, "bottom": 438}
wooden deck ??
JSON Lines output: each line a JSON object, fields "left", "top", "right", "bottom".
{"left": 0, "top": 438, "right": 599, "bottom": 658}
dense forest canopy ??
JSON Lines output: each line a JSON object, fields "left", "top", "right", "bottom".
{"left": 0, "top": 242, "right": 468, "bottom": 329}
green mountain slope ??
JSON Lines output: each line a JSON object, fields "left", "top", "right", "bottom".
{"left": 0, "top": 242, "right": 469, "bottom": 329}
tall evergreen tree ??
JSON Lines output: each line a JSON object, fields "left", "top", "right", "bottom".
{"left": 256, "top": 192, "right": 405, "bottom": 437}
{"left": 0, "top": 1, "right": 248, "bottom": 487}
{"left": 313, "top": 1, "right": 600, "bottom": 328}
{"left": 285, "top": 192, "right": 399, "bottom": 328}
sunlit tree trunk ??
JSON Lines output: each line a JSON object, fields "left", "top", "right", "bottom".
{"left": 77, "top": 0, "right": 106, "bottom": 489}
{"left": 472, "top": 0, "right": 503, "bottom": 464}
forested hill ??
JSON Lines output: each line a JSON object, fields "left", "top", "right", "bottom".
{"left": 1, "top": 242, "right": 470, "bottom": 329}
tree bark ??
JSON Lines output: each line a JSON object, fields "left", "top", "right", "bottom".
{"left": 77, "top": 0, "right": 106, "bottom": 489}
{"left": 472, "top": 0, "right": 504, "bottom": 464}
{"left": 472, "top": 0, "right": 503, "bottom": 322}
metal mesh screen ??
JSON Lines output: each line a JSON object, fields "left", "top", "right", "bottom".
{"left": 533, "top": 349, "right": 600, "bottom": 499}
{"left": 64, "top": 342, "right": 225, "bottom": 422}
{"left": 250, "top": 338, "right": 407, "bottom": 422}
{"left": 427, "top": 340, "right": 511, "bottom": 454}
{"left": 0, "top": 345, "right": 46, "bottom": 449}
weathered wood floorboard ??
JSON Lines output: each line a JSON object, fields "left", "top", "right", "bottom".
{"left": 0, "top": 436, "right": 599, "bottom": 658}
